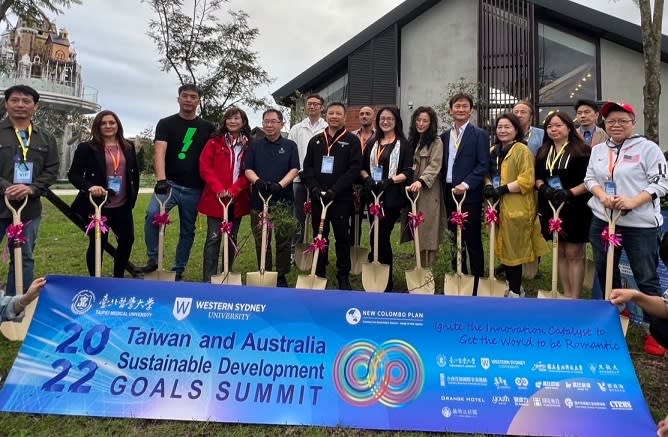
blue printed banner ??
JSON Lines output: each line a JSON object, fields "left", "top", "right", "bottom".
{"left": 0, "top": 275, "right": 656, "bottom": 436}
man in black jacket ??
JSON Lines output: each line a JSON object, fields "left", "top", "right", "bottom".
{"left": 301, "top": 102, "right": 362, "bottom": 290}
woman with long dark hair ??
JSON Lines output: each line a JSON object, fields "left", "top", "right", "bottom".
{"left": 198, "top": 106, "right": 252, "bottom": 282}
{"left": 535, "top": 111, "right": 591, "bottom": 298}
{"left": 360, "top": 106, "right": 414, "bottom": 292}
{"left": 405, "top": 106, "right": 446, "bottom": 267}
{"left": 68, "top": 110, "right": 140, "bottom": 277}
{"left": 483, "top": 113, "right": 548, "bottom": 297}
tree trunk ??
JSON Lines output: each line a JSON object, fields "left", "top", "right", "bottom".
{"left": 639, "top": 0, "right": 663, "bottom": 144}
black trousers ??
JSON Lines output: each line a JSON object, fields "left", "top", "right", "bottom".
{"left": 650, "top": 318, "right": 668, "bottom": 349}
{"left": 445, "top": 188, "right": 484, "bottom": 278}
{"left": 311, "top": 200, "right": 352, "bottom": 278}
{"left": 86, "top": 203, "right": 134, "bottom": 278}
{"left": 367, "top": 205, "right": 401, "bottom": 292}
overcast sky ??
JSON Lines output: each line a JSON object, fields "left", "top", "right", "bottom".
{"left": 46, "top": 0, "right": 662, "bottom": 135}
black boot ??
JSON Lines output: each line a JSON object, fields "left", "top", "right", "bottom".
{"left": 338, "top": 274, "right": 352, "bottom": 290}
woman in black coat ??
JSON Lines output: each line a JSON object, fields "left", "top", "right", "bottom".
{"left": 68, "top": 110, "right": 140, "bottom": 277}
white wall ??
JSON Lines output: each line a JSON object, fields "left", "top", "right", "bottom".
{"left": 399, "top": 0, "right": 477, "bottom": 127}
{"left": 600, "top": 39, "right": 668, "bottom": 146}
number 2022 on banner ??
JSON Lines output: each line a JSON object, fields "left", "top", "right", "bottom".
{"left": 42, "top": 323, "right": 110, "bottom": 394}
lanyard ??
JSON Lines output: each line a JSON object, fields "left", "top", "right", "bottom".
{"left": 14, "top": 124, "right": 32, "bottom": 161}
{"left": 324, "top": 129, "right": 347, "bottom": 156}
{"left": 607, "top": 146, "right": 623, "bottom": 180}
{"left": 358, "top": 130, "right": 373, "bottom": 152}
{"left": 451, "top": 126, "right": 464, "bottom": 149}
{"left": 524, "top": 129, "right": 532, "bottom": 142}
{"left": 546, "top": 142, "right": 568, "bottom": 177}
{"left": 375, "top": 138, "right": 395, "bottom": 166}
{"left": 106, "top": 145, "right": 121, "bottom": 176}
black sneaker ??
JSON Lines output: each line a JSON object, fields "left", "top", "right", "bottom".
{"left": 338, "top": 275, "right": 352, "bottom": 290}
{"left": 140, "top": 259, "right": 158, "bottom": 273}
{"left": 175, "top": 273, "right": 184, "bottom": 282}
{"left": 277, "top": 276, "right": 288, "bottom": 287}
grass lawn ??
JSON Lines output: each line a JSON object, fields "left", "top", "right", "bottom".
{"left": 0, "top": 193, "right": 665, "bottom": 436}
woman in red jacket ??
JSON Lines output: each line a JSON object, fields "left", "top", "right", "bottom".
{"left": 198, "top": 107, "right": 251, "bottom": 282}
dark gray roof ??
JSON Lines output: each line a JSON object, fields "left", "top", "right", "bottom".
{"left": 272, "top": 0, "right": 668, "bottom": 105}
{"left": 48, "top": 33, "right": 70, "bottom": 46}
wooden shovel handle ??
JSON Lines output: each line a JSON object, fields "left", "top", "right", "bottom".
{"left": 4, "top": 196, "right": 28, "bottom": 295}
{"left": 218, "top": 196, "right": 233, "bottom": 274}
{"left": 405, "top": 187, "right": 422, "bottom": 268}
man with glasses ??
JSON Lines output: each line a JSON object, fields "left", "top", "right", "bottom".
{"left": 288, "top": 94, "right": 328, "bottom": 264}
{"left": 245, "top": 109, "right": 300, "bottom": 287}
{"left": 585, "top": 101, "right": 668, "bottom": 357}
{"left": 575, "top": 99, "right": 608, "bottom": 146}
{"left": 512, "top": 100, "right": 544, "bottom": 156}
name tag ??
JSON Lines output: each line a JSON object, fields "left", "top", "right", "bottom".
{"left": 108, "top": 175, "right": 122, "bottom": 193}
{"left": 604, "top": 181, "right": 617, "bottom": 196}
{"left": 321, "top": 156, "right": 334, "bottom": 174}
{"left": 372, "top": 165, "right": 384, "bottom": 182}
{"left": 492, "top": 175, "right": 500, "bottom": 189}
{"left": 14, "top": 161, "right": 33, "bottom": 184}
{"left": 547, "top": 176, "right": 563, "bottom": 190}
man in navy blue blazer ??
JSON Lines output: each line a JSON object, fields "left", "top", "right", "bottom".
{"left": 440, "top": 93, "right": 491, "bottom": 295}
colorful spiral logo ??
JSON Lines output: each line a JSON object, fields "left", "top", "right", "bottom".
{"left": 333, "top": 339, "right": 424, "bottom": 407}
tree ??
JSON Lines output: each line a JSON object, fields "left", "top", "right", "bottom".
{"left": 145, "top": 0, "right": 272, "bottom": 122}
{"left": 0, "top": 0, "right": 81, "bottom": 24}
{"left": 613, "top": 0, "right": 664, "bottom": 143}
{"left": 434, "top": 78, "right": 485, "bottom": 128}
{"left": 134, "top": 127, "right": 155, "bottom": 175}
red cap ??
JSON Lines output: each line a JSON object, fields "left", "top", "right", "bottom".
{"left": 600, "top": 101, "right": 635, "bottom": 118}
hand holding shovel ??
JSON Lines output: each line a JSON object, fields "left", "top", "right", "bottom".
{"left": 404, "top": 188, "right": 434, "bottom": 294}
{"left": 362, "top": 190, "right": 390, "bottom": 292}
{"left": 0, "top": 195, "right": 34, "bottom": 341}
{"left": 296, "top": 193, "right": 333, "bottom": 290}
{"left": 211, "top": 195, "right": 242, "bottom": 285}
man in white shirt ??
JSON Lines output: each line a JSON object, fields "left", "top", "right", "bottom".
{"left": 288, "top": 94, "right": 328, "bottom": 261}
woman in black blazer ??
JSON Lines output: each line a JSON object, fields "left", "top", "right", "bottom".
{"left": 68, "top": 110, "right": 140, "bottom": 277}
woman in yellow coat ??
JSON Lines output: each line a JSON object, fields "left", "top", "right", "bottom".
{"left": 483, "top": 113, "right": 548, "bottom": 297}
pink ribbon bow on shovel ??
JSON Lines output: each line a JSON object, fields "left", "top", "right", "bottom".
{"left": 152, "top": 212, "right": 171, "bottom": 226}
{"left": 6, "top": 222, "right": 27, "bottom": 248}
{"left": 368, "top": 202, "right": 385, "bottom": 220}
{"left": 257, "top": 211, "right": 273, "bottom": 230}
{"left": 484, "top": 206, "right": 498, "bottom": 225}
{"left": 449, "top": 211, "right": 469, "bottom": 228}
{"left": 548, "top": 217, "right": 564, "bottom": 235}
{"left": 407, "top": 211, "right": 425, "bottom": 238}
{"left": 307, "top": 237, "right": 328, "bottom": 253}
{"left": 219, "top": 220, "right": 239, "bottom": 254}
{"left": 85, "top": 215, "right": 109, "bottom": 235}
{"left": 303, "top": 200, "right": 312, "bottom": 215}
{"left": 601, "top": 226, "right": 622, "bottom": 251}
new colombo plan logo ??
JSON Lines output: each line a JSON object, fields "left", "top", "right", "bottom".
{"left": 333, "top": 339, "right": 424, "bottom": 407}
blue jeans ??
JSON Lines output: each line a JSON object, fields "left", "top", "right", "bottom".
{"left": 589, "top": 217, "right": 661, "bottom": 309}
{"left": 143, "top": 181, "right": 201, "bottom": 274}
{"left": 0, "top": 216, "right": 41, "bottom": 296}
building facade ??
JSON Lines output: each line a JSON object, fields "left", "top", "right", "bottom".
{"left": 273, "top": 0, "right": 668, "bottom": 140}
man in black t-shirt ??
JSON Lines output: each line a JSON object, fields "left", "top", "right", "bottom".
{"left": 140, "top": 84, "right": 215, "bottom": 280}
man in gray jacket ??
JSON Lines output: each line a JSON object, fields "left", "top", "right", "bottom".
{"left": 0, "top": 85, "right": 58, "bottom": 295}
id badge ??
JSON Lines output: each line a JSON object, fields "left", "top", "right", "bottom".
{"left": 372, "top": 165, "right": 384, "bottom": 182}
{"left": 604, "top": 181, "right": 617, "bottom": 196}
{"left": 108, "top": 175, "right": 122, "bottom": 193}
{"left": 492, "top": 175, "right": 500, "bottom": 189}
{"left": 13, "top": 161, "right": 33, "bottom": 184}
{"left": 547, "top": 176, "right": 563, "bottom": 190}
{"left": 321, "top": 156, "right": 334, "bottom": 174}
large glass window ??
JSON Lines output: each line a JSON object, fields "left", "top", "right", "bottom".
{"left": 537, "top": 24, "right": 597, "bottom": 105}
{"left": 317, "top": 73, "right": 348, "bottom": 105}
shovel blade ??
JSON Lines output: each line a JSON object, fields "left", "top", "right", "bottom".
{"left": 246, "top": 271, "right": 278, "bottom": 287}
{"left": 361, "top": 262, "right": 389, "bottom": 293}
{"left": 294, "top": 244, "right": 314, "bottom": 272}
{"left": 350, "top": 246, "right": 370, "bottom": 276}
{"left": 406, "top": 268, "right": 435, "bottom": 295}
{"left": 522, "top": 259, "right": 539, "bottom": 279}
{"left": 478, "top": 278, "right": 507, "bottom": 297}
{"left": 443, "top": 274, "right": 475, "bottom": 296}
{"left": 211, "top": 272, "right": 243, "bottom": 286}
{"left": 0, "top": 298, "right": 37, "bottom": 341}
{"left": 620, "top": 315, "right": 630, "bottom": 336}
{"left": 537, "top": 289, "right": 572, "bottom": 300}
{"left": 295, "top": 274, "right": 327, "bottom": 290}
{"left": 144, "top": 270, "right": 176, "bottom": 282}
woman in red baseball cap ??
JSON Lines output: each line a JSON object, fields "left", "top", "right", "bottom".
{"left": 585, "top": 101, "right": 668, "bottom": 357}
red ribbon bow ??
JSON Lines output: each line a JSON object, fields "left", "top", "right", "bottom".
{"left": 601, "top": 226, "right": 622, "bottom": 250}
{"left": 408, "top": 211, "right": 425, "bottom": 229}
{"left": 449, "top": 211, "right": 469, "bottom": 228}
{"left": 258, "top": 211, "right": 273, "bottom": 230}
{"left": 6, "top": 223, "right": 27, "bottom": 248}
{"left": 85, "top": 215, "right": 109, "bottom": 235}
{"left": 303, "top": 200, "right": 312, "bottom": 215}
{"left": 548, "top": 217, "right": 564, "bottom": 235}
{"left": 219, "top": 220, "right": 239, "bottom": 254}
{"left": 152, "top": 212, "right": 171, "bottom": 226}
{"left": 484, "top": 206, "right": 499, "bottom": 225}
{"left": 368, "top": 202, "right": 385, "bottom": 220}
{"left": 307, "top": 237, "right": 328, "bottom": 253}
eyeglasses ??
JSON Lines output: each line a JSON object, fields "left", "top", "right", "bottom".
{"left": 379, "top": 117, "right": 395, "bottom": 122}
{"left": 306, "top": 102, "right": 322, "bottom": 107}
{"left": 604, "top": 119, "right": 634, "bottom": 126}
{"left": 262, "top": 120, "right": 282, "bottom": 125}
